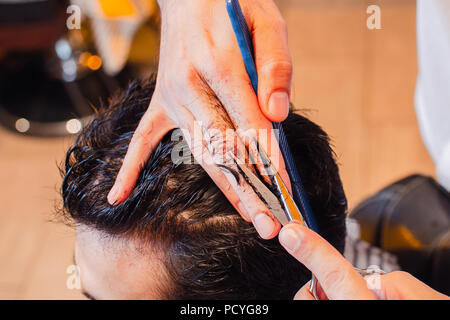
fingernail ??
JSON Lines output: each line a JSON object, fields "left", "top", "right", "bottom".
{"left": 107, "top": 185, "right": 120, "bottom": 205}
{"left": 279, "top": 226, "right": 302, "bottom": 252}
{"left": 268, "top": 91, "right": 289, "bottom": 119}
{"left": 253, "top": 213, "right": 276, "bottom": 238}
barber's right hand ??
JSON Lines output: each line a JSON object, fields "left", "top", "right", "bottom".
{"left": 108, "top": 0, "right": 293, "bottom": 240}
{"left": 279, "top": 222, "right": 450, "bottom": 300}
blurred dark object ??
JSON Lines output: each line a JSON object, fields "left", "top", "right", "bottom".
{"left": 0, "top": 48, "right": 131, "bottom": 136}
{"left": 350, "top": 174, "right": 450, "bottom": 295}
{"left": 0, "top": 0, "right": 67, "bottom": 50}
{"left": 0, "top": 0, "right": 159, "bottom": 137}
{"left": 0, "top": 0, "right": 63, "bottom": 24}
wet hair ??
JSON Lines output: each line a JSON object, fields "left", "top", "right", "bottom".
{"left": 61, "top": 76, "right": 347, "bottom": 299}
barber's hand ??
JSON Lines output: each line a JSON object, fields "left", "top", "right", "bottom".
{"left": 108, "top": 0, "right": 292, "bottom": 239}
{"left": 279, "top": 222, "right": 450, "bottom": 300}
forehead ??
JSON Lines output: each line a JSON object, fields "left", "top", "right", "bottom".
{"left": 75, "top": 227, "right": 169, "bottom": 299}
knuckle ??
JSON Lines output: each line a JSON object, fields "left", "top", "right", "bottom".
{"left": 204, "top": 127, "right": 232, "bottom": 165}
{"left": 275, "top": 18, "right": 288, "bottom": 34}
{"left": 294, "top": 230, "right": 315, "bottom": 259}
{"left": 131, "top": 128, "right": 153, "bottom": 151}
{"left": 130, "top": 131, "right": 144, "bottom": 147}
{"left": 200, "top": 56, "right": 233, "bottom": 84}
{"left": 259, "top": 16, "right": 286, "bottom": 34}
{"left": 161, "top": 65, "right": 198, "bottom": 91}
{"left": 211, "top": 64, "right": 233, "bottom": 83}
{"left": 185, "top": 66, "right": 201, "bottom": 88}
{"left": 261, "top": 59, "right": 292, "bottom": 80}
{"left": 388, "top": 271, "right": 412, "bottom": 282}
{"left": 322, "top": 268, "right": 351, "bottom": 293}
{"left": 133, "top": 128, "right": 148, "bottom": 144}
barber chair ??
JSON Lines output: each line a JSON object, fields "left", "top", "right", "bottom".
{"left": 0, "top": 0, "right": 159, "bottom": 136}
{"left": 350, "top": 174, "right": 450, "bottom": 295}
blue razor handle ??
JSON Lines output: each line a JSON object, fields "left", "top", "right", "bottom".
{"left": 226, "top": 0, "right": 318, "bottom": 232}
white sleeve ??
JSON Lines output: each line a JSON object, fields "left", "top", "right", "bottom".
{"left": 415, "top": 0, "right": 450, "bottom": 191}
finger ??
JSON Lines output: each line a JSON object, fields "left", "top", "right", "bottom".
{"left": 194, "top": 3, "right": 291, "bottom": 192}
{"left": 377, "top": 271, "right": 450, "bottom": 300}
{"left": 251, "top": 1, "right": 292, "bottom": 122}
{"left": 294, "top": 281, "right": 315, "bottom": 300}
{"left": 176, "top": 88, "right": 280, "bottom": 238}
{"left": 170, "top": 103, "right": 254, "bottom": 223}
{"left": 278, "top": 223, "right": 377, "bottom": 300}
{"left": 197, "top": 59, "right": 288, "bottom": 239}
{"left": 199, "top": 58, "right": 291, "bottom": 194}
{"left": 108, "top": 103, "right": 176, "bottom": 205}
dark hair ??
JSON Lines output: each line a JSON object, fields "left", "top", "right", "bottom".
{"left": 61, "top": 76, "right": 347, "bottom": 299}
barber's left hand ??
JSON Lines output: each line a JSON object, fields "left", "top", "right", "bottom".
{"left": 107, "top": 0, "right": 291, "bottom": 241}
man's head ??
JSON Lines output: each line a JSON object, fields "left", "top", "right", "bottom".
{"left": 61, "top": 76, "right": 347, "bottom": 300}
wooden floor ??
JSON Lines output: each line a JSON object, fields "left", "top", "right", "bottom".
{"left": 0, "top": 0, "right": 434, "bottom": 299}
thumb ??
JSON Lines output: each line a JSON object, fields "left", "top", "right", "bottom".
{"left": 252, "top": 2, "right": 292, "bottom": 122}
{"left": 279, "top": 222, "right": 377, "bottom": 300}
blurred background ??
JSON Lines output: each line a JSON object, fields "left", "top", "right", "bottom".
{"left": 0, "top": 0, "right": 436, "bottom": 299}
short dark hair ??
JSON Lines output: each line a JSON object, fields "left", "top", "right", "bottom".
{"left": 61, "top": 76, "right": 347, "bottom": 299}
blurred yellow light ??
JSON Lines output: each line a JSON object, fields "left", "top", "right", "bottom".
{"left": 79, "top": 52, "right": 92, "bottom": 66}
{"left": 87, "top": 55, "right": 102, "bottom": 71}
{"left": 99, "top": 0, "right": 135, "bottom": 18}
